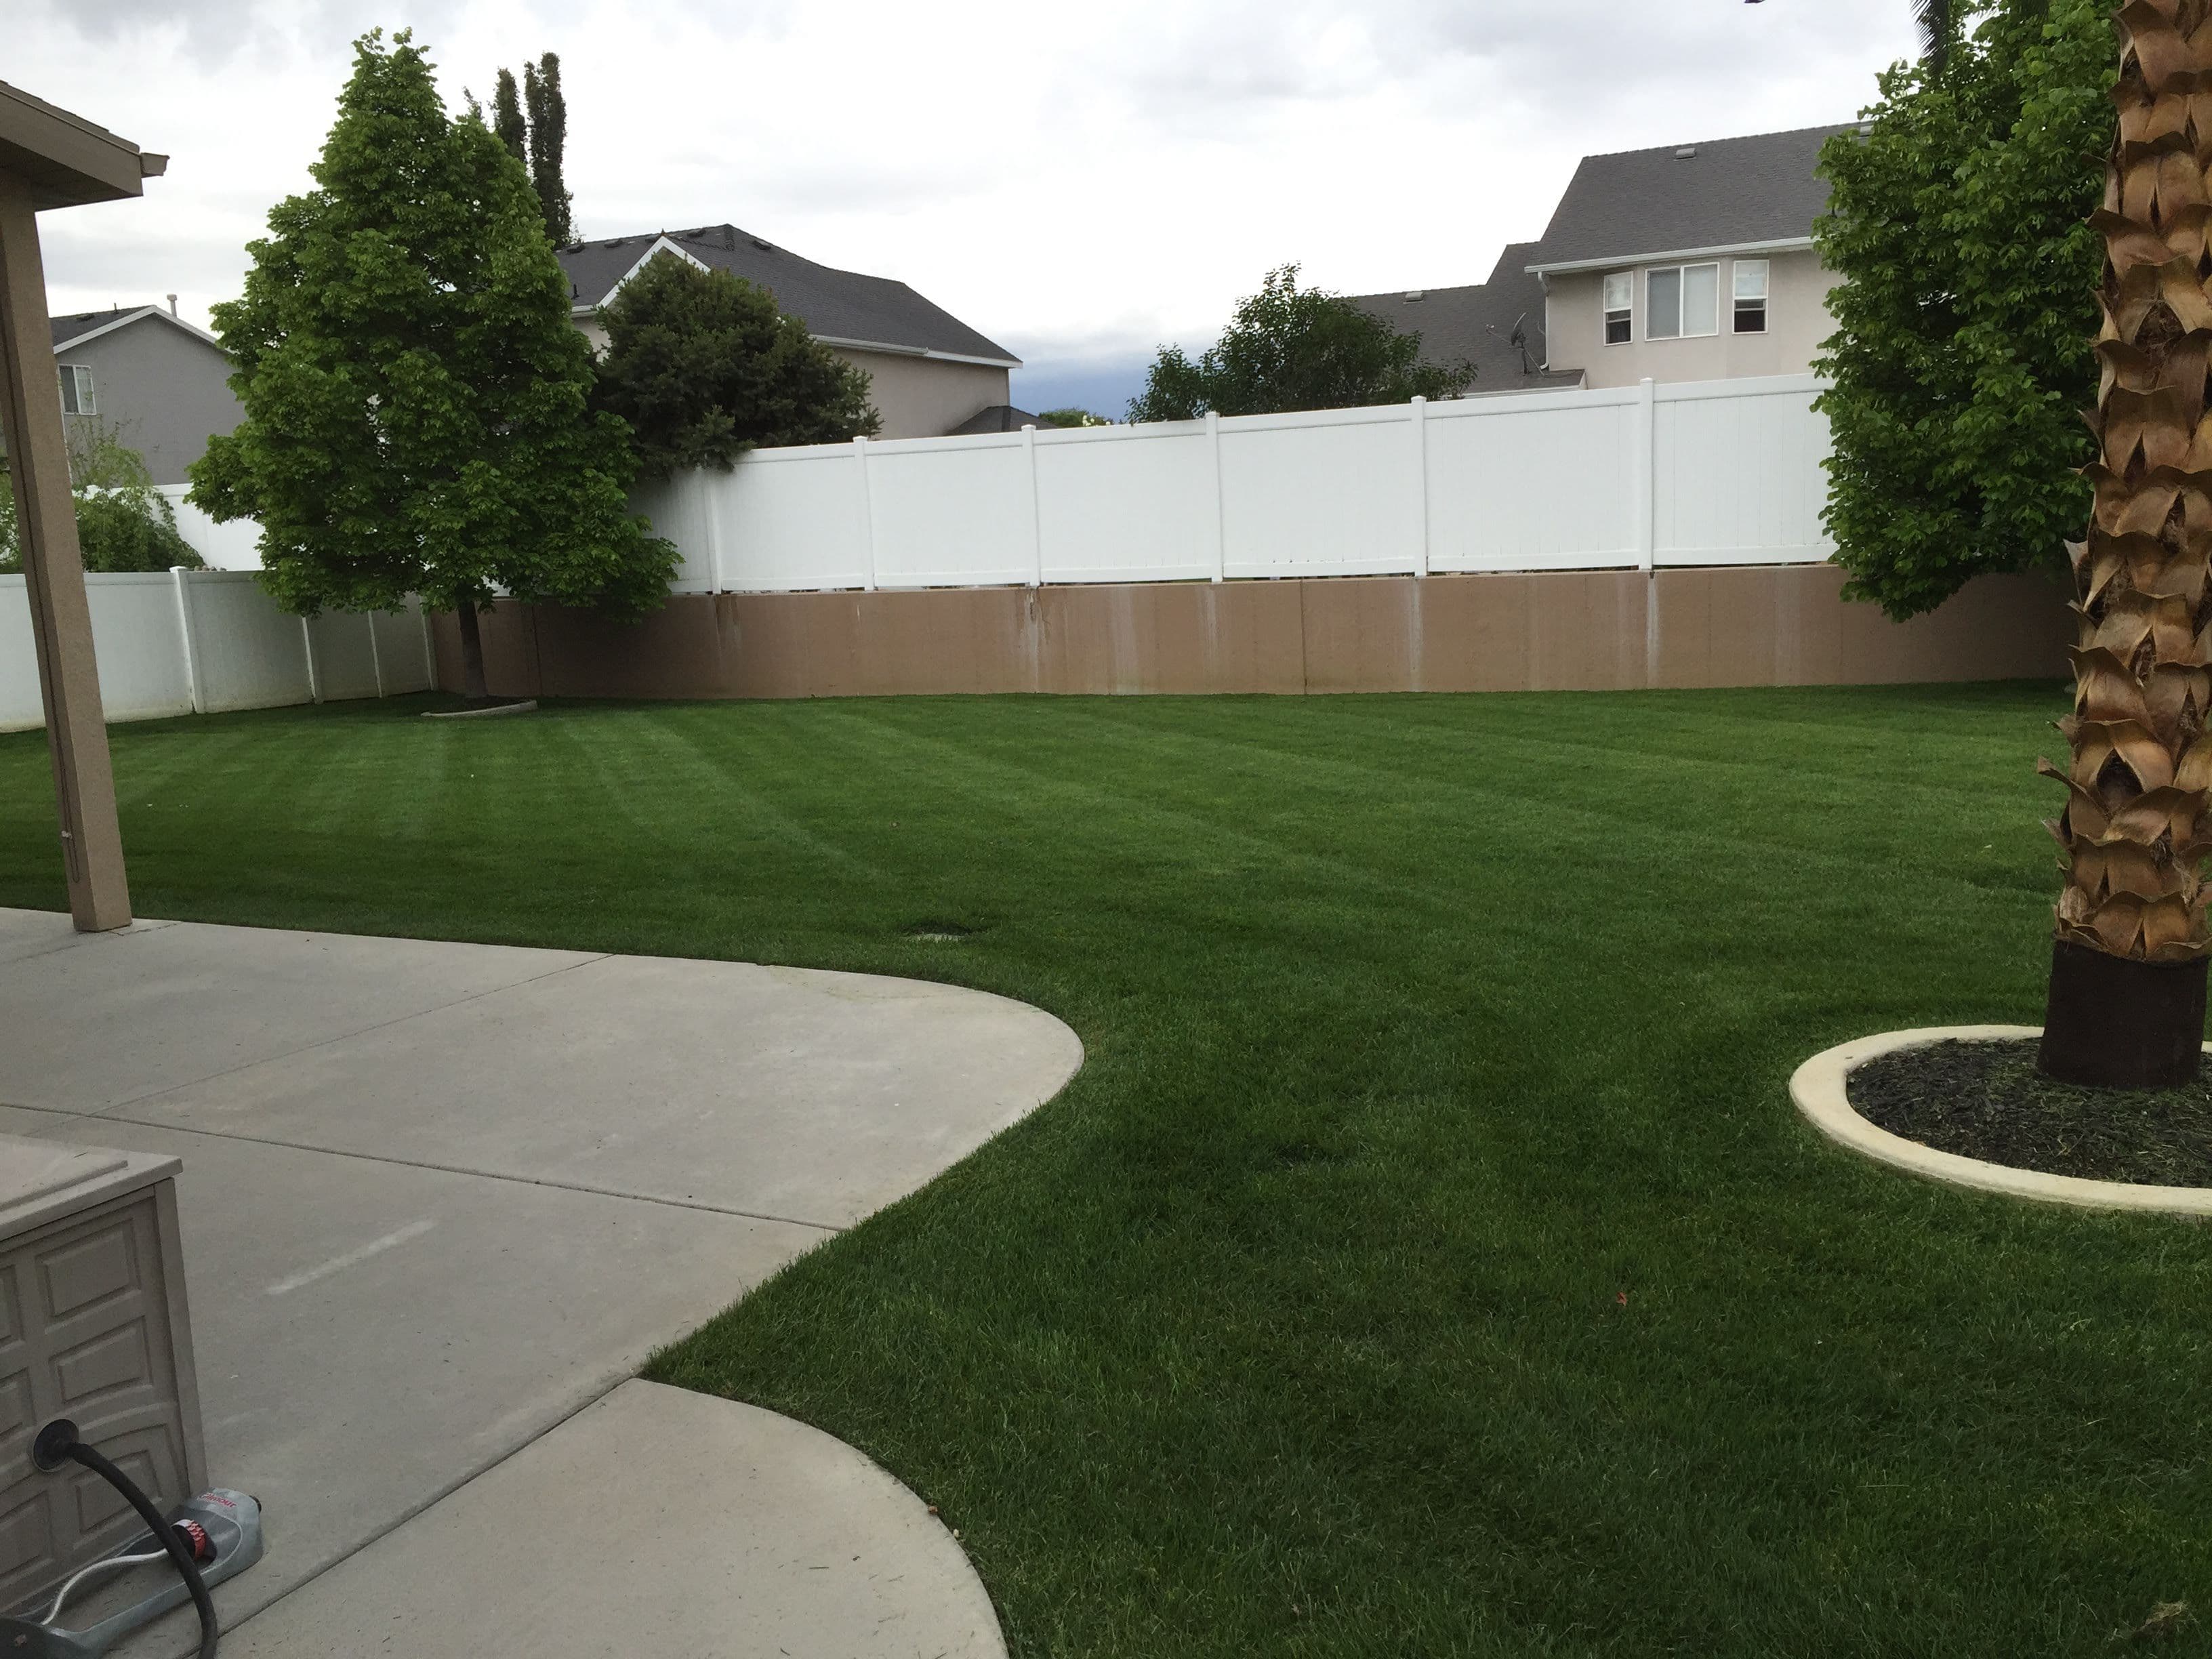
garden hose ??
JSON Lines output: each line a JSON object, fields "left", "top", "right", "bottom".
{"left": 31, "top": 1418, "right": 219, "bottom": 1659}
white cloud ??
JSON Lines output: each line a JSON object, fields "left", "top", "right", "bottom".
{"left": 14, "top": 0, "right": 1918, "bottom": 411}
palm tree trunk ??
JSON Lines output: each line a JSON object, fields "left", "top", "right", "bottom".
{"left": 2039, "top": 0, "right": 2212, "bottom": 1086}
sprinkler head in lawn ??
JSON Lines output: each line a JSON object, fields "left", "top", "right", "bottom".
{"left": 905, "top": 921, "right": 981, "bottom": 943}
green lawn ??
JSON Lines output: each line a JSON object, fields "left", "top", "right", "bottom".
{"left": 3, "top": 684, "right": 2205, "bottom": 1656}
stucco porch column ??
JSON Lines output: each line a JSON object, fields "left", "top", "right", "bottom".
{"left": 0, "top": 83, "right": 165, "bottom": 931}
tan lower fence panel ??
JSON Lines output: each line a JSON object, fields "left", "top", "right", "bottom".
{"left": 430, "top": 566, "right": 2072, "bottom": 702}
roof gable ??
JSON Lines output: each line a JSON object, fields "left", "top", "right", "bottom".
{"left": 1528, "top": 124, "right": 1856, "bottom": 272}
{"left": 558, "top": 224, "right": 1019, "bottom": 367}
{"left": 51, "top": 304, "right": 224, "bottom": 355}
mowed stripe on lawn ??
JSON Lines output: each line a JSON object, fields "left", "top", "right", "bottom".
{"left": 2, "top": 681, "right": 2203, "bottom": 1658}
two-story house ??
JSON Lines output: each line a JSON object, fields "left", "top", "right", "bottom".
{"left": 52, "top": 302, "right": 240, "bottom": 484}
{"left": 1351, "top": 124, "right": 1855, "bottom": 396}
{"left": 556, "top": 224, "right": 1022, "bottom": 441}
{"left": 1531, "top": 125, "right": 1852, "bottom": 388}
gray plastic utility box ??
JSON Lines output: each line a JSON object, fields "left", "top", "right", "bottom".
{"left": 0, "top": 1135, "right": 205, "bottom": 1612}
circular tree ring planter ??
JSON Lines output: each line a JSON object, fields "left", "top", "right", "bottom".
{"left": 1790, "top": 1025, "right": 2212, "bottom": 1216}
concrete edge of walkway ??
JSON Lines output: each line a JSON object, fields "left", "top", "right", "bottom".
{"left": 0, "top": 905, "right": 1076, "bottom": 1658}
{"left": 220, "top": 1378, "right": 1010, "bottom": 1656}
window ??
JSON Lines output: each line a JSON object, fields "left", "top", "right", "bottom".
{"left": 1733, "top": 260, "right": 1769, "bottom": 333}
{"left": 1645, "top": 263, "right": 1719, "bottom": 340}
{"left": 58, "top": 364, "right": 95, "bottom": 416}
{"left": 1603, "top": 271, "right": 1633, "bottom": 345}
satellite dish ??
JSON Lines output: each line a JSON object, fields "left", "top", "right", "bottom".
{"left": 1507, "top": 312, "right": 1537, "bottom": 375}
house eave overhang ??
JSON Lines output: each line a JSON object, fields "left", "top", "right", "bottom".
{"left": 1526, "top": 236, "right": 1816, "bottom": 277}
{"left": 814, "top": 335, "right": 1020, "bottom": 370}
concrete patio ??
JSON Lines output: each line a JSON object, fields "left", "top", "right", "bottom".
{"left": 0, "top": 905, "right": 1083, "bottom": 1656}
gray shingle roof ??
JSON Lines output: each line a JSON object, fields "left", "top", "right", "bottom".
{"left": 947, "top": 405, "right": 1040, "bottom": 435}
{"left": 1345, "top": 244, "right": 1582, "bottom": 395}
{"left": 559, "top": 225, "right": 1019, "bottom": 366}
{"left": 1528, "top": 125, "right": 1857, "bottom": 270}
{"left": 52, "top": 306, "right": 152, "bottom": 350}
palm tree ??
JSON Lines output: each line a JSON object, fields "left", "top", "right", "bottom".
{"left": 2037, "top": 0, "right": 2212, "bottom": 1087}
{"left": 1914, "top": 0, "right": 1957, "bottom": 73}
{"left": 1914, "top": 0, "right": 2049, "bottom": 76}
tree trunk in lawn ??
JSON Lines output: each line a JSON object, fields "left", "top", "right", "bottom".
{"left": 2039, "top": 0, "right": 2212, "bottom": 1086}
{"left": 455, "top": 602, "right": 489, "bottom": 702}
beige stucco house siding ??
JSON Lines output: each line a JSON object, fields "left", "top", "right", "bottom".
{"left": 830, "top": 348, "right": 1009, "bottom": 441}
{"left": 1544, "top": 249, "right": 1836, "bottom": 389}
{"left": 569, "top": 322, "right": 1008, "bottom": 441}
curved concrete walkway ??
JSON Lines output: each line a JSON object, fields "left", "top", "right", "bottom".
{"left": 223, "top": 1382, "right": 1004, "bottom": 1659}
{"left": 0, "top": 907, "right": 1082, "bottom": 1658}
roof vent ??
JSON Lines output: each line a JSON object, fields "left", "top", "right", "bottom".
{"left": 750, "top": 237, "right": 773, "bottom": 251}
{"left": 1675, "top": 145, "right": 1698, "bottom": 159}
{"left": 1403, "top": 289, "right": 1425, "bottom": 301}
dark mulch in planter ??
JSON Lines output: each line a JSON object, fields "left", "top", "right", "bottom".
{"left": 1847, "top": 1038, "right": 2212, "bottom": 1188}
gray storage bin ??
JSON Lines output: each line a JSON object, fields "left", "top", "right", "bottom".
{"left": 0, "top": 1136, "right": 205, "bottom": 1612}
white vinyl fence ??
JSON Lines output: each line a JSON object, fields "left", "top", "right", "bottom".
{"left": 152, "top": 485, "right": 264, "bottom": 571}
{"left": 0, "top": 570, "right": 434, "bottom": 733}
{"left": 629, "top": 373, "right": 1835, "bottom": 594}
{"left": 3, "top": 373, "right": 1828, "bottom": 728}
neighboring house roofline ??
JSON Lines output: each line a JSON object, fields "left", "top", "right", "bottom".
{"left": 52, "top": 304, "right": 224, "bottom": 355}
{"left": 1527, "top": 236, "right": 1816, "bottom": 277}
{"left": 557, "top": 222, "right": 1021, "bottom": 368}
{"left": 1527, "top": 123, "right": 1850, "bottom": 272}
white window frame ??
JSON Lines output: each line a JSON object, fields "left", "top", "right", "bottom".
{"left": 1732, "top": 259, "right": 1770, "bottom": 335}
{"left": 58, "top": 363, "right": 96, "bottom": 416}
{"left": 1644, "top": 262, "right": 1721, "bottom": 342}
{"left": 1601, "top": 271, "right": 1633, "bottom": 346}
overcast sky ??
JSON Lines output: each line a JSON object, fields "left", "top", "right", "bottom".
{"left": 18, "top": 0, "right": 1919, "bottom": 415}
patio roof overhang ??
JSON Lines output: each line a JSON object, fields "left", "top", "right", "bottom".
{"left": 0, "top": 81, "right": 166, "bottom": 209}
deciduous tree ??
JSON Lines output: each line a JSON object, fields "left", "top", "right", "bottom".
{"left": 0, "top": 422, "right": 203, "bottom": 575}
{"left": 1127, "top": 266, "right": 1471, "bottom": 422}
{"left": 1813, "top": 0, "right": 2111, "bottom": 619}
{"left": 192, "top": 30, "right": 672, "bottom": 700}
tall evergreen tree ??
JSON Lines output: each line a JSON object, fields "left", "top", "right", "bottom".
{"left": 190, "top": 30, "right": 674, "bottom": 701}
{"left": 491, "top": 66, "right": 526, "bottom": 170}
{"left": 523, "top": 52, "right": 573, "bottom": 245}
